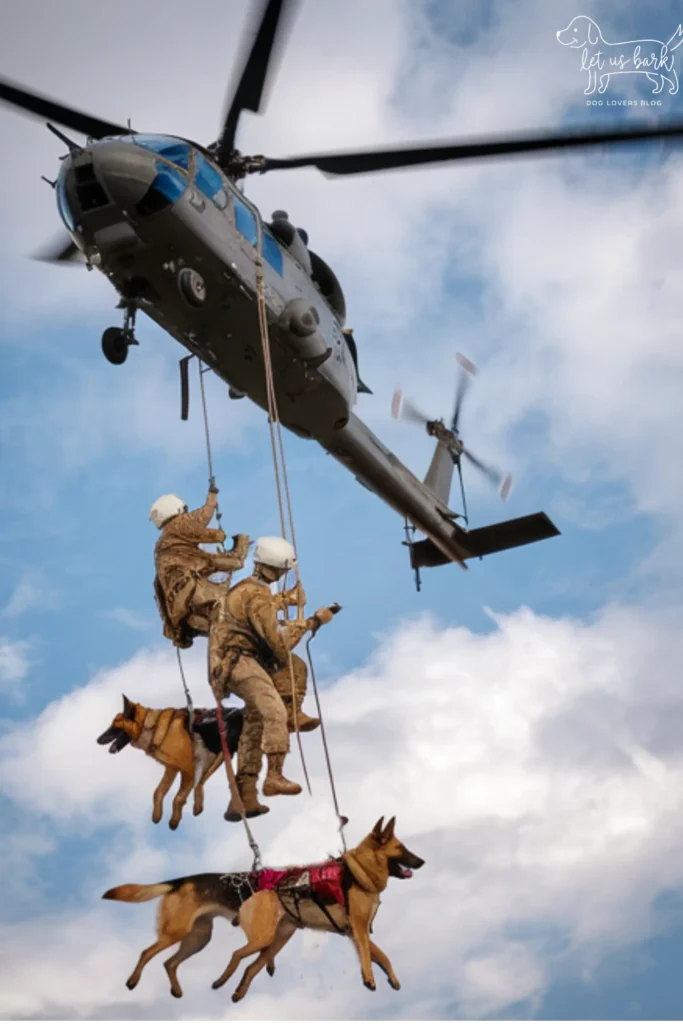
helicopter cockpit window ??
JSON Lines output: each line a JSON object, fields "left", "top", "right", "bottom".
{"left": 136, "top": 161, "right": 188, "bottom": 216}
{"left": 262, "top": 229, "right": 283, "bottom": 275}
{"left": 233, "top": 194, "right": 283, "bottom": 275}
{"left": 194, "top": 154, "right": 226, "bottom": 204}
{"left": 56, "top": 162, "right": 75, "bottom": 232}
{"left": 132, "top": 134, "right": 191, "bottom": 171}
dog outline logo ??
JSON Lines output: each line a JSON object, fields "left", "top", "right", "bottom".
{"left": 556, "top": 16, "right": 683, "bottom": 96}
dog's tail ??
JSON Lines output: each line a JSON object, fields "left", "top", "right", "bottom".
{"left": 102, "top": 882, "right": 173, "bottom": 903}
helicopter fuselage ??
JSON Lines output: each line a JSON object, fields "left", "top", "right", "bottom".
{"left": 55, "top": 133, "right": 558, "bottom": 571}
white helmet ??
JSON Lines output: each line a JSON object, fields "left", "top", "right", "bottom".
{"left": 149, "top": 494, "right": 186, "bottom": 529}
{"left": 253, "top": 536, "right": 297, "bottom": 569}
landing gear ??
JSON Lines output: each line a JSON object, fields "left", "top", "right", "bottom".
{"left": 101, "top": 327, "right": 129, "bottom": 365}
{"left": 101, "top": 303, "right": 139, "bottom": 366}
{"left": 178, "top": 267, "right": 206, "bottom": 307}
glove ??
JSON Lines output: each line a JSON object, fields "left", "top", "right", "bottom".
{"left": 289, "top": 582, "right": 306, "bottom": 607}
{"left": 209, "top": 479, "right": 219, "bottom": 495}
{"left": 214, "top": 529, "right": 226, "bottom": 544}
{"left": 231, "top": 534, "right": 250, "bottom": 560}
{"left": 311, "top": 606, "right": 335, "bottom": 628}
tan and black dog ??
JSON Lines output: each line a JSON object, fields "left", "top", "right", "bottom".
{"left": 97, "top": 696, "right": 243, "bottom": 830}
{"left": 103, "top": 816, "right": 424, "bottom": 1001}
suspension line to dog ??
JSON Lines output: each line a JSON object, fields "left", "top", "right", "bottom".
{"left": 254, "top": 219, "right": 313, "bottom": 795}
{"left": 306, "top": 633, "right": 348, "bottom": 852}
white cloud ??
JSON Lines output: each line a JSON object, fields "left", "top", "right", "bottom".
{"left": 1, "top": 571, "right": 60, "bottom": 618}
{"left": 0, "top": 637, "right": 31, "bottom": 693}
{"left": 103, "top": 607, "right": 154, "bottom": 632}
{"left": 2, "top": 603, "right": 683, "bottom": 1018}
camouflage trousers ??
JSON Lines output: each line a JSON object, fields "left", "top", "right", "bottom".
{"left": 271, "top": 654, "right": 308, "bottom": 728}
{"left": 215, "top": 654, "right": 289, "bottom": 776}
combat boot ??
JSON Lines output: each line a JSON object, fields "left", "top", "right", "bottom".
{"left": 281, "top": 696, "right": 320, "bottom": 733}
{"left": 224, "top": 774, "right": 270, "bottom": 821}
{"left": 263, "top": 753, "right": 302, "bottom": 797}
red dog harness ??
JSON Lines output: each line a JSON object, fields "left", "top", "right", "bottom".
{"left": 255, "top": 860, "right": 345, "bottom": 907}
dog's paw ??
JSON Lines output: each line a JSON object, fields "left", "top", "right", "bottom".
{"left": 125, "top": 978, "right": 138, "bottom": 991}
{"left": 151, "top": 811, "right": 162, "bottom": 825}
{"left": 363, "top": 980, "right": 376, "bottom": 992}
{"left": 211, "top": 979, "right": 224, "bottom": 991}
{"left": 170, "top": 987, "right": 182, "bottom": 999}
{"left": 232, "top": 990, "right": 245, "bottom": 1004}
{"left": 389, "top": 978, "right": 401, "bottom": 991}
{"left": 192, "top": 804, "right": 202, "bottom": 817}
{"left": 266, "top": 963, "right": 275, "bottom": 978}
{"left": 169, "top": 819, "right": 180, "bottom": 831}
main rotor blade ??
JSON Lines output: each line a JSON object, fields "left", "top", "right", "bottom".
{"left": 216, "top": 0, "right": 297, "bottom": 164}
{"left": 451, "top": 352, "right": 477, "bottom": 434}
{"left": 0, "top": 76, "right": 128, "bottom": 139}
{"left": 463, "top": 448, "right": 512, "bottom": 500}
{"left": 260, "top": 118, "right": 683, "bottom": 176}
{"left": 391, "top": 388, "right": 430, "bottom": 427}
{"left": 31, "top": 233, "right": 80, "bottom": 263}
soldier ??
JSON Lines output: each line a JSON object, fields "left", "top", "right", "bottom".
{"left": 150, "top": 484, "right": 250, "bottom": 649}
{"left": 209, "top": 536, "right": 336, "bottom": 820}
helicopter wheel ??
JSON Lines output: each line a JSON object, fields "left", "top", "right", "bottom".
{"left": 101, "top": 326, "right": 130, "bottom": 365}
{"left": 178, "top": 267, "right": 206, "bottom": 307}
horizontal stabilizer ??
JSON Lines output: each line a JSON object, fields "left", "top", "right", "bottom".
{"left": 409, "top": 512, "right": 560, "bottom": 569}
{"left": 460, "top": 512, "right": 560, "bottom": 559}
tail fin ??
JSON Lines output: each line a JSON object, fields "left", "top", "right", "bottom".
{"left": 423, "top": 441, "right": 454, "bottom": 506}
{"left": 102, "top": 882, "right": 173, "bottom": 903}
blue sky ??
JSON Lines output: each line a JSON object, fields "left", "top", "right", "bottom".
{"left": 2, "top": 0, "right": 683, "bottom": 1019}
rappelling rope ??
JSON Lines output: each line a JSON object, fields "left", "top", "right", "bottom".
{"left": 174, "top": 357, "right": 262, "bottom": 868}
{"left": 197, "top": 358, "right": 226, "bottom": 553}
{"left": 254, "top": 216, "right": 347, "bottom": 848}
{"left": 176, "top": 647, "right": 194, "bottom": 722}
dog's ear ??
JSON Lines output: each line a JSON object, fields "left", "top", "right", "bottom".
{"left": 380, "top": 817, "right": 396, "bottom": 844}
{"left": 587, "top": 18, "right": 599, "bottom": 45}
{"left": 372, "top": 817, "right": 385, "bottom": 841}
{"left": 122, "top": 694, "right": 135, "bottom": 720}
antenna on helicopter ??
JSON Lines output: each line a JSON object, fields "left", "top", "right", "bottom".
{"left": 392, "top": 353, "right": 512, "bottom": 525}
{"left": 46, "top": 122, "right": 82, "bottom": 155}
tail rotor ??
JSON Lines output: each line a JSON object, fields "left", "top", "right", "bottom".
{"left": 391, "top": 352, "right": 512, "bottom": 522}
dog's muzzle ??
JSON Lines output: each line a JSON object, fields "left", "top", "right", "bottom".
{"left": 96, "top": 726, "right": 131, "bottom": 753}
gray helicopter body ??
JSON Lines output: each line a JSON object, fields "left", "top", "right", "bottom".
{"left": 56, "top": 132, "right": 558, "bottom": 572}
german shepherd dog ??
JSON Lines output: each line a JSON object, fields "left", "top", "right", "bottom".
{"left": 103, "top": 816, "right": 424, "bottom": 1002}
{"left": 97, "top": 695, "right": 243, "bottom": 830}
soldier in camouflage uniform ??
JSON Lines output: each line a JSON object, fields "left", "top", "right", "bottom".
{"left": 209, "top": 536, "right": 335, "bottom": 820}
{"left": 150, "top": 485, "right": 250, "bottom": 649}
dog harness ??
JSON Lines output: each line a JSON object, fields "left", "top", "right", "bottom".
{"left": 254, "top": 859, "right": 349, "bottom": 934}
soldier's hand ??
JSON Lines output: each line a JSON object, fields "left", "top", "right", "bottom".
{"left": 215, "top": 529, "right": 226, "bottom": 544}
{"left": 232, "top": 534, "right": 250, "bottom": 559}
{"left": 209, "top": 479, "right": 219, "bottom": 495}
{"left": 291, "top": 582, "right": 306, "bottom": 607}
{"left": 311, "top": 606, "right": 335, "bottom": 627}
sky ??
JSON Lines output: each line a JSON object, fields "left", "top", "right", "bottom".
{"left": 2, "top": 0, "right": 683, "bottom": 1019}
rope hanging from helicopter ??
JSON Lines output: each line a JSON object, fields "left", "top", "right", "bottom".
{"left": 253, "top": 215, "right": 348, "bottom": 851}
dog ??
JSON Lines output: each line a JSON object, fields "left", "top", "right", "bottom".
{"left": 97, "top": 695, "right": 243, "bottom": 829}
{"left": 556, "top": 16, "right": 683, "bottom": 95}
{"left": 102, "top": 815, "right": 424, "bottom": 1001}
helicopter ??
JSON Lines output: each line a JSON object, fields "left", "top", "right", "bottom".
{"left": 4, "top": 2, "right": 682, "bottom": 584}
